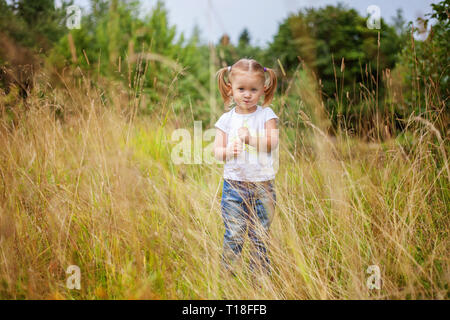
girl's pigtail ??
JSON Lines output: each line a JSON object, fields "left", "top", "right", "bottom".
{"left": 216, "top": 67, "right": 232, "bottom": 107}
{"left": 263, "top": 67, "right": 277, "bottom": 106}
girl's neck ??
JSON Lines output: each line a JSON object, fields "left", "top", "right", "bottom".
{"left": 235, "top": 104, "right": 257, "bottom": 114}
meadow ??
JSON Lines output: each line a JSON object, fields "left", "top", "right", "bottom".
{"left": 0, "top": 60, "right": 448, "bottom": 299}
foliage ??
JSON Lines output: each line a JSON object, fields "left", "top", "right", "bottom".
{"left": 45, "top": 0, "right": 212, "bottom": 117}
{"left": 395, "top": 0, "right": 449, "bottom": 125}
{"left": 2, "top": 0, "right": 72, "bottom": 51}
{"left": 268, "top": 4, "right": 402, "bottom": 102}
{"left": 0, "top": 0, "right": 448, "bottom": 135}
{"left": 216, "top": 29, "right": 265, "bottom": 68}
{"left": 0, "top": 0, "right": 448, "bottom": 300}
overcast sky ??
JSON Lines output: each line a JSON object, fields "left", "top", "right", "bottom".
{"left": 69, "top": 0, "right": 438, "bottom": 46}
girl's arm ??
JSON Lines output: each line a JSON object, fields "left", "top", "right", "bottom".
{"left": 243, "top": 119, "right": 279, "bottom": 153}
{"left": 214, "top": 128, "right": 228, "bottom": 162}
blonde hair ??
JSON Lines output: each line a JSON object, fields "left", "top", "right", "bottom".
{"left": 216, "top": 58, "right": 277, "bottom": 107}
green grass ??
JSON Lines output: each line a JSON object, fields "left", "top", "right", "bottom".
{"left": 0, "top": 67, "right": 448, "bottom": 300}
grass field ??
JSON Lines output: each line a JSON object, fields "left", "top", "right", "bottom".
{"left": 0, "top": 66, "right": 448, "bottom": 300}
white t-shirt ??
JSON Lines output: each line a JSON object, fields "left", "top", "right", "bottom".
{"left": 214, "top": 105, "right": 279, "bottom": 182}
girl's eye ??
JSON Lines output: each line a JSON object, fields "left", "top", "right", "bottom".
{"left": 239, "top": 88, "right": 244, "bottom": 91}
{"left": 252, "top": 89, "right": 257, "bottom": 91}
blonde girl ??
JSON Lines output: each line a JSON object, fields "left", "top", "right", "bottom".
{"left": 214, "top": 58, "right": 279, "bottom": 276}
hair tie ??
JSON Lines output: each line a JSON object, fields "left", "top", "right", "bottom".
{"left": 227, "top": 66, "right": 231, "bottom": 72}
{"left": 263, "top": 67, "right": 267, "bottom": 72}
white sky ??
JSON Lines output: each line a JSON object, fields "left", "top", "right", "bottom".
{"left": 68, "top": 0, "right": 438, "bottom": 46}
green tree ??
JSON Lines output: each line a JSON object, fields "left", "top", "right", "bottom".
{"left": 397, "top": 0, "right": 450, "bottom": 135}
{"left": 267, "top": 3, "right": 403, "bottom": 134}
{"left": 269, "top": 3, "right": 401, "bottom": 98}
{"left": 236, "top": 28, "right": 264, "bottom": 62}
{"left": 238, "top": 28, "right": 250, "bottom": 48}
{"left": 0, "top": 0, "right": 71, "bottom": 95}
{"left": 12, "top": 0, "right": 71, "bottom": 50}
{"left": 47, "top": 0, "right": 211, "bottom": 116}
{"left": 395, "top": 0, "right": 449, "bottom": 130}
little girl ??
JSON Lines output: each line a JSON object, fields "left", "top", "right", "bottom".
{"left": 214, "top": 58, "right": 279, "bottom": 276}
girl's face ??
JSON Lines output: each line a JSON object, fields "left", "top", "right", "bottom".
{"left": 229, "top": 71, "right": 265, "bottom": 112}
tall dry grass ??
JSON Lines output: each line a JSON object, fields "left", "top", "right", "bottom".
{"left": 0, "top": 58, "right": 448, "bottom": 299}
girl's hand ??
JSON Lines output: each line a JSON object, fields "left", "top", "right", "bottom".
{"left": 225, "top": 138, "right": 243, "bottom": 160}
{"left": 238, "top": 127, "right": 250, "bottom": 144}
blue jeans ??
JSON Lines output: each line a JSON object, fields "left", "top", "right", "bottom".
{"left": 220, "top": 179, "right": 276, "bottom": 275}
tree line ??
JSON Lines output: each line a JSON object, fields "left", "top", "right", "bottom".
{"left": 0, "top": 0, "right": 448, "bottom": 136}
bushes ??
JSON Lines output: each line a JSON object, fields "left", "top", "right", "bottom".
{"left": 394, "top": 0, "right": 449, "bottom": 134}
{"left": 1, "top": 1, "right": 448, "bottom": 137}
